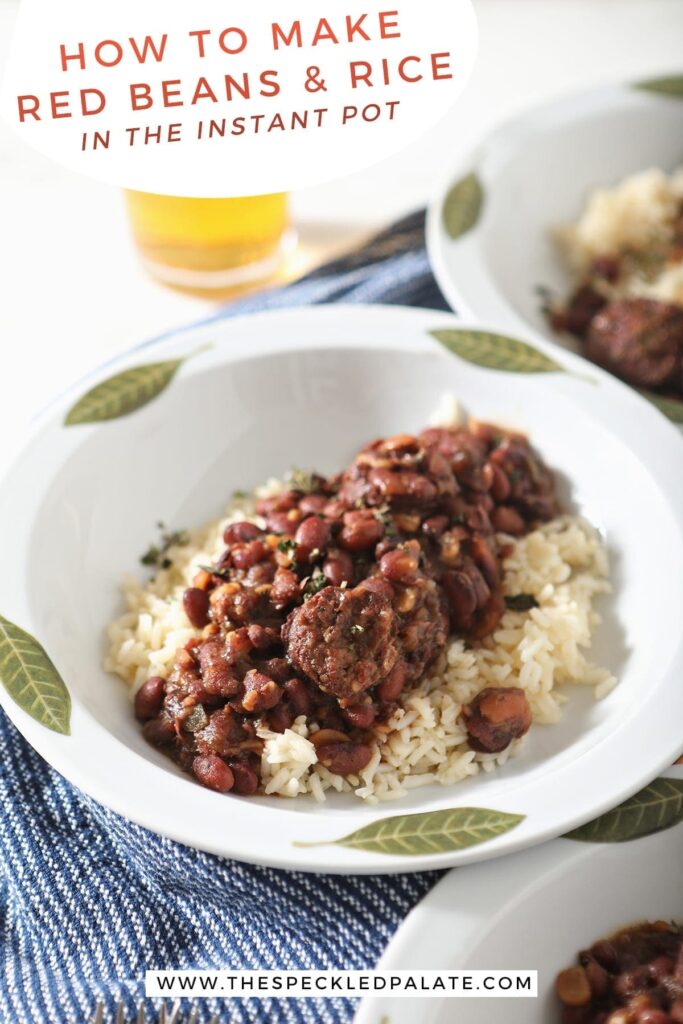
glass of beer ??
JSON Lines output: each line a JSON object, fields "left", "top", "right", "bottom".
{"left": 124, "top": 191, "right": 293, "bottom": 298}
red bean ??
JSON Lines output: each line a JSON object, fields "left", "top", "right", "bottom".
{"left": 183, "top": 587, "right": 210, "bottom": 628}
{"left": 422, "top": 515, "right": 448, "bottom": 540}
{"left": 246, "top": 561, "right": 276, "bottom": 586}
{"left": 464, "top": 688, "right": 532, "bottom": 753}
{"left": 442, "top": 570, "right": 477, "bottom": 626}
{"left": 338, "top": 510, "right": 384, "bottom": 552}
{"left": 316, "top": 741, "right": 373, "bottom": 776}
{"left": 357, "top": 576, "right": 394, "bottom": 602}
{"left": 192, "top": 754, "right": 234, "bottom": 793}
{"left": 267, "top": 703, "right": 295, "bottom": 733}
{"left": 592, "top": 254, "right": 621, "bottom": 282}
{"left": 259, "top": 657, "right": 292, "bottom": 684}
{"left": 224, "top": 627, "right": 253, "bottom": 662}
{"left": 343, "top": 703, "right": 376, "bottom": 729}
{"left": 267, "top": 510, "right": 302, "bottom": 535}
{"left": 479, "top": 462, "right": 495, "bottom": 491}
{"left": 272, "top": 491, "right": 301, "bottom": 512}
{"left": 322, "top": 550, "right": 355, "bottom": 587}
{"left": 636, "top": 1011, "right": 670, "bottom": 1024}
{"left": 674, "top": 944, "right": 683, "bottom": 984}
{"left": 561, "top": 1009, "right": 593, "bottom": 1024}
{"left": 369, "top": 466, "right": 438, "bottom": 504}
{"left": 271, "top": 567, "right": 300, "bottom": 609}
{"left": 379, "top": 547, "right": 419, "bottom": 584}
{"left": 298, "top": 494, "right": 327, "bottom": 515}
{"left": 647, "top": 956, "right": 674, "bottom": 983}
{"left": 555, "top": 967, "right": 591, "bottom": 1008}
{"left": 231, "top": 540, "right": 267, "bottom": 570}
{"left": 374, "top": 538, "right": 395, "bottom": 560}
{"left": 230, "top": 761, "right": 260, "bottom": 796}
{"left": 382, "top": 433, "right": 421, "bottom": 453}
{"left": 195, "top": 706, "right": 246, "bottom": 756}
{"left": 470, "top": 534, "right": 500, "bottom": 588}
{"left": 323, "top": 499, "right": 348, "bottom": 520}
{"left": 489, "top": 462, "right": 511, "bottom": 502}
{"left": 590, "top": 942, "right": 618, "bottom": 973}
{"left": 670, "top": 1000, "right": 683, "bottom": 1023}
{"left": 469, "top": 593, "right": 504, "bottom": 640}
{"left": 375, "top": 661, "right": 405, "bottom": 702}
{"left": 295, "top": 516, "right": 332, "bottom": 562}
{"left": 215, "top": 547, "right": 232, "bottom": 570}
{"left": 491, "top": 506, "right": 526, "bottom": 536}
{"left": 284, "top": 677, "right": 313, "bottom": 717}
{"left": 584, "top": 960, "right": 609, "bottom": 999}
{"left": 142, "top": 714, "right": 175, "bottom": 745}
{"left": 198, "top": 640, "right": 240, "bottom": 696}
{"left": 241, "top": 670, "right": 283, "bottom": 712}
{"left": 613, "top": 967, "right": 650, "bottom": 1001}
{"left": 465, "top": 506, "right": 493, "bottom": 534}
{"left": 134, "top": 676, "right": 166, "bottom": 721}
{"left": 223, "top": 521, "right": 263, "bottom": 545}
{"left": 247, "top": 624, "right": 278, "bottom": 650}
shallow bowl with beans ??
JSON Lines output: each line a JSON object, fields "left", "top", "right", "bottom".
{"left": 0, "top": 304, "right": 681, "bottom": 873}
{"left": 356, "top": 816, "right": 683, "bottom": 1024}
{"left": 427, "top": 77, "right": 683, "bottom": 422}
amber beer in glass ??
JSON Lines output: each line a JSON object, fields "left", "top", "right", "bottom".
{"left": 124, "top": 191, "right": 291, "bottom": 297}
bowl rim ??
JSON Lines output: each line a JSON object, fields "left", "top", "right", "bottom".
{"left": 1, "top": 302, "right": 682, "bottom": 874}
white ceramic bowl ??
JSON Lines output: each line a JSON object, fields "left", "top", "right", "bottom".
{"left": 356, "top": 802, "right": 683, "bottom": 1024}
{"left": 427, "top": 76, "right": 683, "bottom": 419}
{"left": 0, "top": 304, "right": 682, "bottom": 873}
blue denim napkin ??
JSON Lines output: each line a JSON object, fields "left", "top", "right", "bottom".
{"left": 0, "top": 212, "right": 449, "bottom": 1024}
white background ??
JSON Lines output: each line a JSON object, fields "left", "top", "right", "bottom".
{"left": 1, "top": 0, "right": 682, "bottom": 476}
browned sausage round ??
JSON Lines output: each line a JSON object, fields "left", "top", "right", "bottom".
{"left": 283, "top": 584, "right": 400, "bottom": 700}
{"left": 586, "top": 298, "right": 683, "bottom": 391}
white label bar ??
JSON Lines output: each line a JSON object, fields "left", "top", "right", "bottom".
{"left": 146, "top": 969, "right": 538, "bottom": 999}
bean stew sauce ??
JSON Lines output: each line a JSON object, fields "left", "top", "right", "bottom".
{"left": 556, "top": 922, "right": 683, "bottom": 1024}
{"left": 136, "top": 422, "right": 557, "bottom": 795}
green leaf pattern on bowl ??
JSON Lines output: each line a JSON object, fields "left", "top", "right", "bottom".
{"left": 0, "top": 615, "right": 71, "bottom": 735}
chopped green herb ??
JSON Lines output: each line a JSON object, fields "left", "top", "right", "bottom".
{"left": 303, "top": 568, "right": 328, "bottom": 599}
{"left": 534, "top": 283, "right": 557, "bottom": 317}
{"left": 505, "top": 593, "right": 539, "bottom": 612}
{"left": 278, "top": 539, "right": 298, "bottom": 555}
{"left": 286, "top": 467, "right": 319, "bottom": 494}
{"left": 374, "top": 504, "right": 396, "bottom": 537}
{"left": 183, "top": 706, "right": 208, "bottom": 733}
{"left": 140, "top": 524, "right": 190, "bottom": 569}
{"left": 140, "top": 546, "right": 161, "bottom": 567}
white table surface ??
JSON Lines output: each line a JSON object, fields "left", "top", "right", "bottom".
{"left": 1, "top": 0, "right": 682, "bottom": 475}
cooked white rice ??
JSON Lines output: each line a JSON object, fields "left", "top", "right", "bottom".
{"left": 105, "top": 491, "right": 614, "bottom": 804}
{"left": 556, "top": 166, "right": 683, "bottom": 304}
